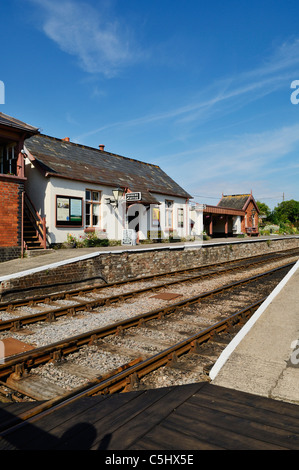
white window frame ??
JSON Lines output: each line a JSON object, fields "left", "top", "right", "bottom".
{"left": 165, "top": 200, "right": 173, "bottom": 229}
{"left": 85, "top": 189, "right": 101, "bottom": 228}
{"left": 177, "top": 207, "right": 184, "bottom": 228}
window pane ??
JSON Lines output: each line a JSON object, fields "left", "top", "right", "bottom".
{"left": 178, "top": 208, "right": 184, "bottom": 227}
{"left": 86, "top": 203, "right": 91, "bottom": 226}
{"left": 86, "top": 190, "right": 91, "bottom": 200}
{"left": 92, "top": 191, "right": 99, "bottom": 201}
{"left": 165, "top": 200, "right": 173, "bottom": 228}
{"left": 92, "top": 204, "right": 99, "bottom": 226}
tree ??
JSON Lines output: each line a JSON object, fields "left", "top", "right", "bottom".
{"left": 256, "top": 200, "right": 271, "bottom": 220}
{"left": 271, "top": 200, "right": 299, "bottom": 224}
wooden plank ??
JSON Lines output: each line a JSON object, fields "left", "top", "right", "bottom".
{"left": 130, "top": 425, "right": 224, "bottom": 450}
{"left": 6, "top": 375, "right": 66, "bottom": 401}
{"left": 203, "top": 383, "right": 299, "bottom": 418}
{"left": 0, "top": 402, "right": 41, "bottom": 434}
{"left": 2, "top": 382, "right": 299, "bottom": 450}
{"left": 0, "top": 392, "right": 141, "bottom": 450}
{"left": 190, "top": 387, "right": 299, "bottom": 435}
{"left": 54, "top": 387, "right": 176, "bottom": 450}
{"left": 168, "top": 401, "right": 289, "bottom": 449}
{"left": 0, "top": 383, "right": 204, "bottom": 450}
{"left": 90, "top": 383, "right": 205, "bottom": 450}
{"left": 0, "top": 401, "right": 39, "bottom": 413}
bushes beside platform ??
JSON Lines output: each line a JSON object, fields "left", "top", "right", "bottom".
{"left": 259, "top": 223, "right": 298, "bottom": 236}
{"left": 53, "top": 232, "right": 120, "bottom": 249}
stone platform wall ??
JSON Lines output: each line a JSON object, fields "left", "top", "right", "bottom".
{"left": 1, "top": 237, "right": 298, "bottom": 302}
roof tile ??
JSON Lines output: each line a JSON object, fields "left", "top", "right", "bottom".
{"left": 24, "top": 134, "right": 191, "bottom": 203}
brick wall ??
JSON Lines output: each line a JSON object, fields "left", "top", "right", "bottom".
{"left": 0, "top": 175, "right": 24, "bottom": 259}
{"left": 0, "top": 237, "right": 298, "bottom": 302}
{"left": 242, "top": 200, "right": 258, "bottom": 232}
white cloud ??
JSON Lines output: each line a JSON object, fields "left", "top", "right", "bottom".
{"left": 169, "top": 122, "right": 299, "bottom": 175}
{"left": 157, "top": 122, "right": 299, "bottom": 206}
{"left": 74, "top": 37, "right": 299, "bottom": 140}
{"left": 29, "top": 0, "right": 142, "bottom": 76}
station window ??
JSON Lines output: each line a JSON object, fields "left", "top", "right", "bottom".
{"left": 165, "top": 200, "right": 173, "bottom": 228}
{"left": 85, "top": 190, "right": 101, "bottom": 227}
{"left": 56, "top": 195, "right": 83, "bottom": 226}
{"left": 178, "top": 208, "right": 184, "bottom": 228}
{"left": 0, "top": 143, "right": 18, "bottom": 175}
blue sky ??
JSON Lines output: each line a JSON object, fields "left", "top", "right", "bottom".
{"left": 1, "top": 0, "right": 299, "bottom": 209}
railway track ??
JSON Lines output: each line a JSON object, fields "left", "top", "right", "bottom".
{"left": 0, "top": 297, "right": 265, "bottom": 437}
{"left": 0, "top": 248, "right": 298, "bottom": 333}
{"left": 0, "top": 260, "right": 295, "bottom": 403}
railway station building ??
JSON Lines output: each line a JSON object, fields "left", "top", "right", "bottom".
{"left": 194, "top": 193, "right": 260, "bottom": 238}
{"left": 17, "top": 116, "right": 193, "bottom": 250}
{"left": 0, "top": 111, "right": 260, "bottom": 261}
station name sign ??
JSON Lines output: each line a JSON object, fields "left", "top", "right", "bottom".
{"left": 125, "top": 192, "right": 141, "bottom": 202}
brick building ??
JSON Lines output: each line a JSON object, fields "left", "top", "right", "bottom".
{"left": 0, "top": 113, "right": 39, "bottom": 261}
{"left": 202, "top": 193, "right": 259, "bottom": 237}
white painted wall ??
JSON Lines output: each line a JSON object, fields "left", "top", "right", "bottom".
{"left": 47, "top": 177, "right": 128, "bottom": 244}
{"left": 24, "top": 159, "right": 48, "bottom": 217}
{"left": 25, "top": 163, "right": 191, "bottom": 245}
{"left": 190, "top": 204, "right": 204, "bottom": 237}
{"left": 150, "top": 193, "right": 190, "bottom": 240}
{"left": 232, "top": 216, "right": 241, "bottom": 234}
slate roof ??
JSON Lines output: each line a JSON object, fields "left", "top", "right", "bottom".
{"left": 24, "top": 134, "right": 191, "bottom": 203}
{"left": 218, "top": 194, "right": 258, "bottom": 212}
{"left": 0, "top": 112, "right": 39, "bottom": 134}
{"left": 218, "top": 194, "right": 249, "bottom": 210}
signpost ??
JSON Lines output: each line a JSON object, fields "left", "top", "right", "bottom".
{"left": 122, "top": 229, "right": 136, "bottom": 245}
{"left": 123, "top": 193, "right": 141, "bottom": 244}
{"left": 125, "top": 192, "right": 141, "bottom": 202}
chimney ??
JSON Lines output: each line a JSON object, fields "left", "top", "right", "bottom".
{"left": 99, "top": 144, "right": 105, "bottom": 151}
{"left": 63, "top": 137, "right": 70, "bottom": 142}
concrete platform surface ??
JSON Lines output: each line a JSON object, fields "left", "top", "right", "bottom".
{"left": 210, "top": 259, "right": 299, "bottom": 405}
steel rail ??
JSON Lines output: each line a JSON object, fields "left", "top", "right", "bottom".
{"left": 0, "top": 261, "right": 294, "bottom": 383}
{"left": 1, "top": 247, "right": 298, "bottom": 311}
{"left": 0, "top": 250, "right": 298, "bottom": 332}
{"left": 0, "top": 296, "right": 265, "bottom": 435}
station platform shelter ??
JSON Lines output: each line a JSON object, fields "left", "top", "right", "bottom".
{"left": 199, "top": 193, "right": 260, "bottom": 238}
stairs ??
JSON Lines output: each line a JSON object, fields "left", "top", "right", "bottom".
{"left": 23, "top": 211, "right": 45, "bottom": 250}
{"left": 23, "top": 193, "right": 47, "bottom": 251}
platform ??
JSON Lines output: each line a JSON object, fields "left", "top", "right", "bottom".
{"left": 0, "top": 235, "right": 297, "bottom": 281}
{"left": 210, "top": 259, "right": 299, "bottom": 405}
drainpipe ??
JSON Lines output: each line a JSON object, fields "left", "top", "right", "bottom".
{"left": 186, "top": 198, "right": 189, "bottom": 237}
{"left": 21, "top": 191, "right": 24, "bottom": 258}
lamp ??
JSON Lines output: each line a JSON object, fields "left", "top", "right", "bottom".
{"left": 112, "top": 188, "right": 123, "bottom": 205}
{"left": 105, "top": 188, "right": 123, "bottom": 208}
